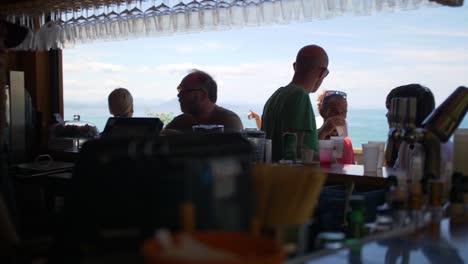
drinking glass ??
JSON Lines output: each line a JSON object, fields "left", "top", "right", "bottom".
{"left": 144, "top": 2, "right": 159, "bottom": 35}
{"left": 244, "top": 0, "right": 259, "bottom": 26}
{"left": 156, "top": 3, "right": 172, "bottom": 33}
{"left": 319, "top": 140, "right": 334, "bottom": 166}
{"left": 95, "top": 10, "right": 108, "bottom": 39}
{"left": 119, "top": 4, "right": 132, "bottom": 38}
{"left": 229, "top": 0, "right": 245, "bottom": 27}
{"left": 130, "top": 1, "right": 145, "bottom": 35}
{"left": 216, "top": 1, "right": 231, "bottom": 29}
{"left": 189, "top": 0, "right": 203, "bottom": 32}
{"left": 331, "top": 136, "right": 344, "bottom": 159}
{"left": 200, "top": 0, "right": 216, "bottom": 30}
{"left": 172, "top": 2, "right": 188, "bottom": 32}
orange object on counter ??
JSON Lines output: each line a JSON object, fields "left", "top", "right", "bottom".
{"left": 180, "top": 202, "right": 195, "bottom": 233}
{"left": 142, "top": 231, "right": 285, "bottom": 264}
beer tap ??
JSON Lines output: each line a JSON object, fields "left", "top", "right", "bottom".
{"left": 402, "top": 98, "right": 426, "bottom": 182}
{"left": 385, "top": 98, "right": 406, "bottom": 167}
{"left": 403, "top": 98, "right": 418, "bottom": 144}
{"left": 385, "top": 87, "right": 467, "bottom": 190}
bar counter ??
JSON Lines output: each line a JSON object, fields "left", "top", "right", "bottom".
{"left": 317, "top": 164, "right": 396, "bottom": 188}
{"left": 286, "top": 218, "right": 468, "bottom": 263}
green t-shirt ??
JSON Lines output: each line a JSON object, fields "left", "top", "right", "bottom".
{"left": 261, "top": 83, "right": 318, "bottom": 161}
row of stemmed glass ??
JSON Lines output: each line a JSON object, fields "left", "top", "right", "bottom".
{"left": 6, "top": 0, "right": 432, "bottom": 50}
{"left": 7, "top": 0, "right": 333, "bottom": 50}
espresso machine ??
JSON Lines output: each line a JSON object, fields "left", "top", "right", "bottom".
{"left": 385, "top": 86, "right": 468, "bottom": 190}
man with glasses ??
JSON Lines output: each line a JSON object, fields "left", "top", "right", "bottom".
{"left": 262, "top": 45, "right": 329, "bottom": 162}
{"left": 165, "top": 70, "right": 243, "bottom": 132}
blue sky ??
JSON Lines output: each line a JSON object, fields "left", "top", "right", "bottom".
{"left": 63, "top": 3, "right": 468, "bottom": 120}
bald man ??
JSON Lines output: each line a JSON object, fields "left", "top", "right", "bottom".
{"left": 165, "top": 70, "right": 243, "bottom": 132}
{"left": 261, "top": 45, "right": 329, "bottom": 161}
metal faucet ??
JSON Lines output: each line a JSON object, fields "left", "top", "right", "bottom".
{"left": 385, "top": 98, "right": 406, "bottom": 167}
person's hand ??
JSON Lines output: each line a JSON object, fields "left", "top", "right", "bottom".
{"left": 247, "top": 110, "right": 262, "bottom": 130}
{"left": 248, "top": 110, "right": 260, "bottom": 120}
{"left": 318, "top": 115, "right": 346, "bottom": 139}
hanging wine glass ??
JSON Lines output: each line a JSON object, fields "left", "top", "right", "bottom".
{"left": 73, "top": 7, "right": 88, "bottom": 43}
{"left": 118, "top": 1, "right": 132, "bottom": 38}
{"left": 105, "top": 3, "right": 121, "bottom": 40}
{"left": 200, "top": 0, "right": 216, "bottom": 30}
{"left": 186, "top": 0, "right": 202, "bottom": 32}
{"left": 216, "top": 1, "right": 232, "bottom": 30}
{"left": 229, "top": 0, "right": 246, "bottom": 27}
{"left": 244, "top": 0, "right": 259, "bottom": 26}
{"left": 259, "top": 0, "right": 276, "bottom": 25}
{"left": 156, "top": 3, "right": 172, "bottom": 34}
{"left": 172, "top": 1, "right": 188, "bottom": 33}
{"left": 95, "top": 7, "right": 108, "bottom": 40}
{"left": 144, "top": 0, "right": 159, "bottom": 36}
{"left": 83, "top": 7, "right": 98, "bottom": 41}
{"left": 129, "top": 0, "right": 145, "bottom": 37}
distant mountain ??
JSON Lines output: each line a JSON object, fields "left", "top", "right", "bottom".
{"left": 140, "top": 99, "right": 264, "bottom": 116}
{"left": 65, "top": 97, "right": 264, "bottom": 120}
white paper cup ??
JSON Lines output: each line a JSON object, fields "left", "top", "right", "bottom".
{"left": 368, "top": 141, "right": 385, "bottom": 168}
{"left": 362, "top": 143, "right": 380, "bottom": 172}
{"left": 336, "top": 121, "right": 348, "bottom": 137}
{"left": 331, "top": 136, "right": 344, "bottom": 159}
{"left": 301, "top": 148, "right": 315, "bottom": 164}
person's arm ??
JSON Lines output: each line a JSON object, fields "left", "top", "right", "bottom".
{"left": 318, "top": 115, "right": 346, "bottom": 139}
{"left": 164, "top": 114, "right": 198, "bottom": 132}
{"left": 337, "top": 137, "right": 355, "bottom": 164}
{"left": 222, "top": 112, "right": 244, "bottom": 132}
{"left": 248, "top": 110, "right": 262, "bottom": 130}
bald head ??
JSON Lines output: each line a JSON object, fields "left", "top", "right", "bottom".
{"left": 295, "top": 45, "right": 329, "bottom": 68}
{"left": 292, "top": 45, "right": 329, "bottom": 93}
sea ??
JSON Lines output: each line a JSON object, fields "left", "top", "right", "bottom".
{"left": 71, "top": 108, "right": 468, "bottom": 147}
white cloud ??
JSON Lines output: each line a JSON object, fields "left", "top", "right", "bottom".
{"left": 175, "top": 44, "right": 195, "bottom": 54}
{"left": 133, "top": 61, "right": 289, "bottom": 78}
{"left": 341, "top": 47, "right": 468, "bottom": 63}
{"left": 322, "top": 63, "right": 468, "bottom": 108}
{"left": 394, "top": 49, "right": 468, "bottom": 63}
{"left": 174, "top": 41, "right": 238, "bottom": 54}
{"left": 63, "top": 58, "right": 125, "bottom": 73}
{"left": 63, "top": 75, "right": 130, "bottom": 104}
{"left": 402, "top": 27, "right": 468, "bottom": 38}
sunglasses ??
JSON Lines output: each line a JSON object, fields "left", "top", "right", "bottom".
{"left": 320, "top": 67, "right": 330, "bottom": 78}
{"left": 177, "top": 85, "right": 203, "bottom": 94}
{"left": 324, "top": 90, "right": 347, "bottom": 99}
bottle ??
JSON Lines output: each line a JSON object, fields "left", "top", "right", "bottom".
{"left": 347, "top": 195, "right": 365, "bottom": 239}
{"left": 282, "top": 132, "right": 297, "bottom": 162}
